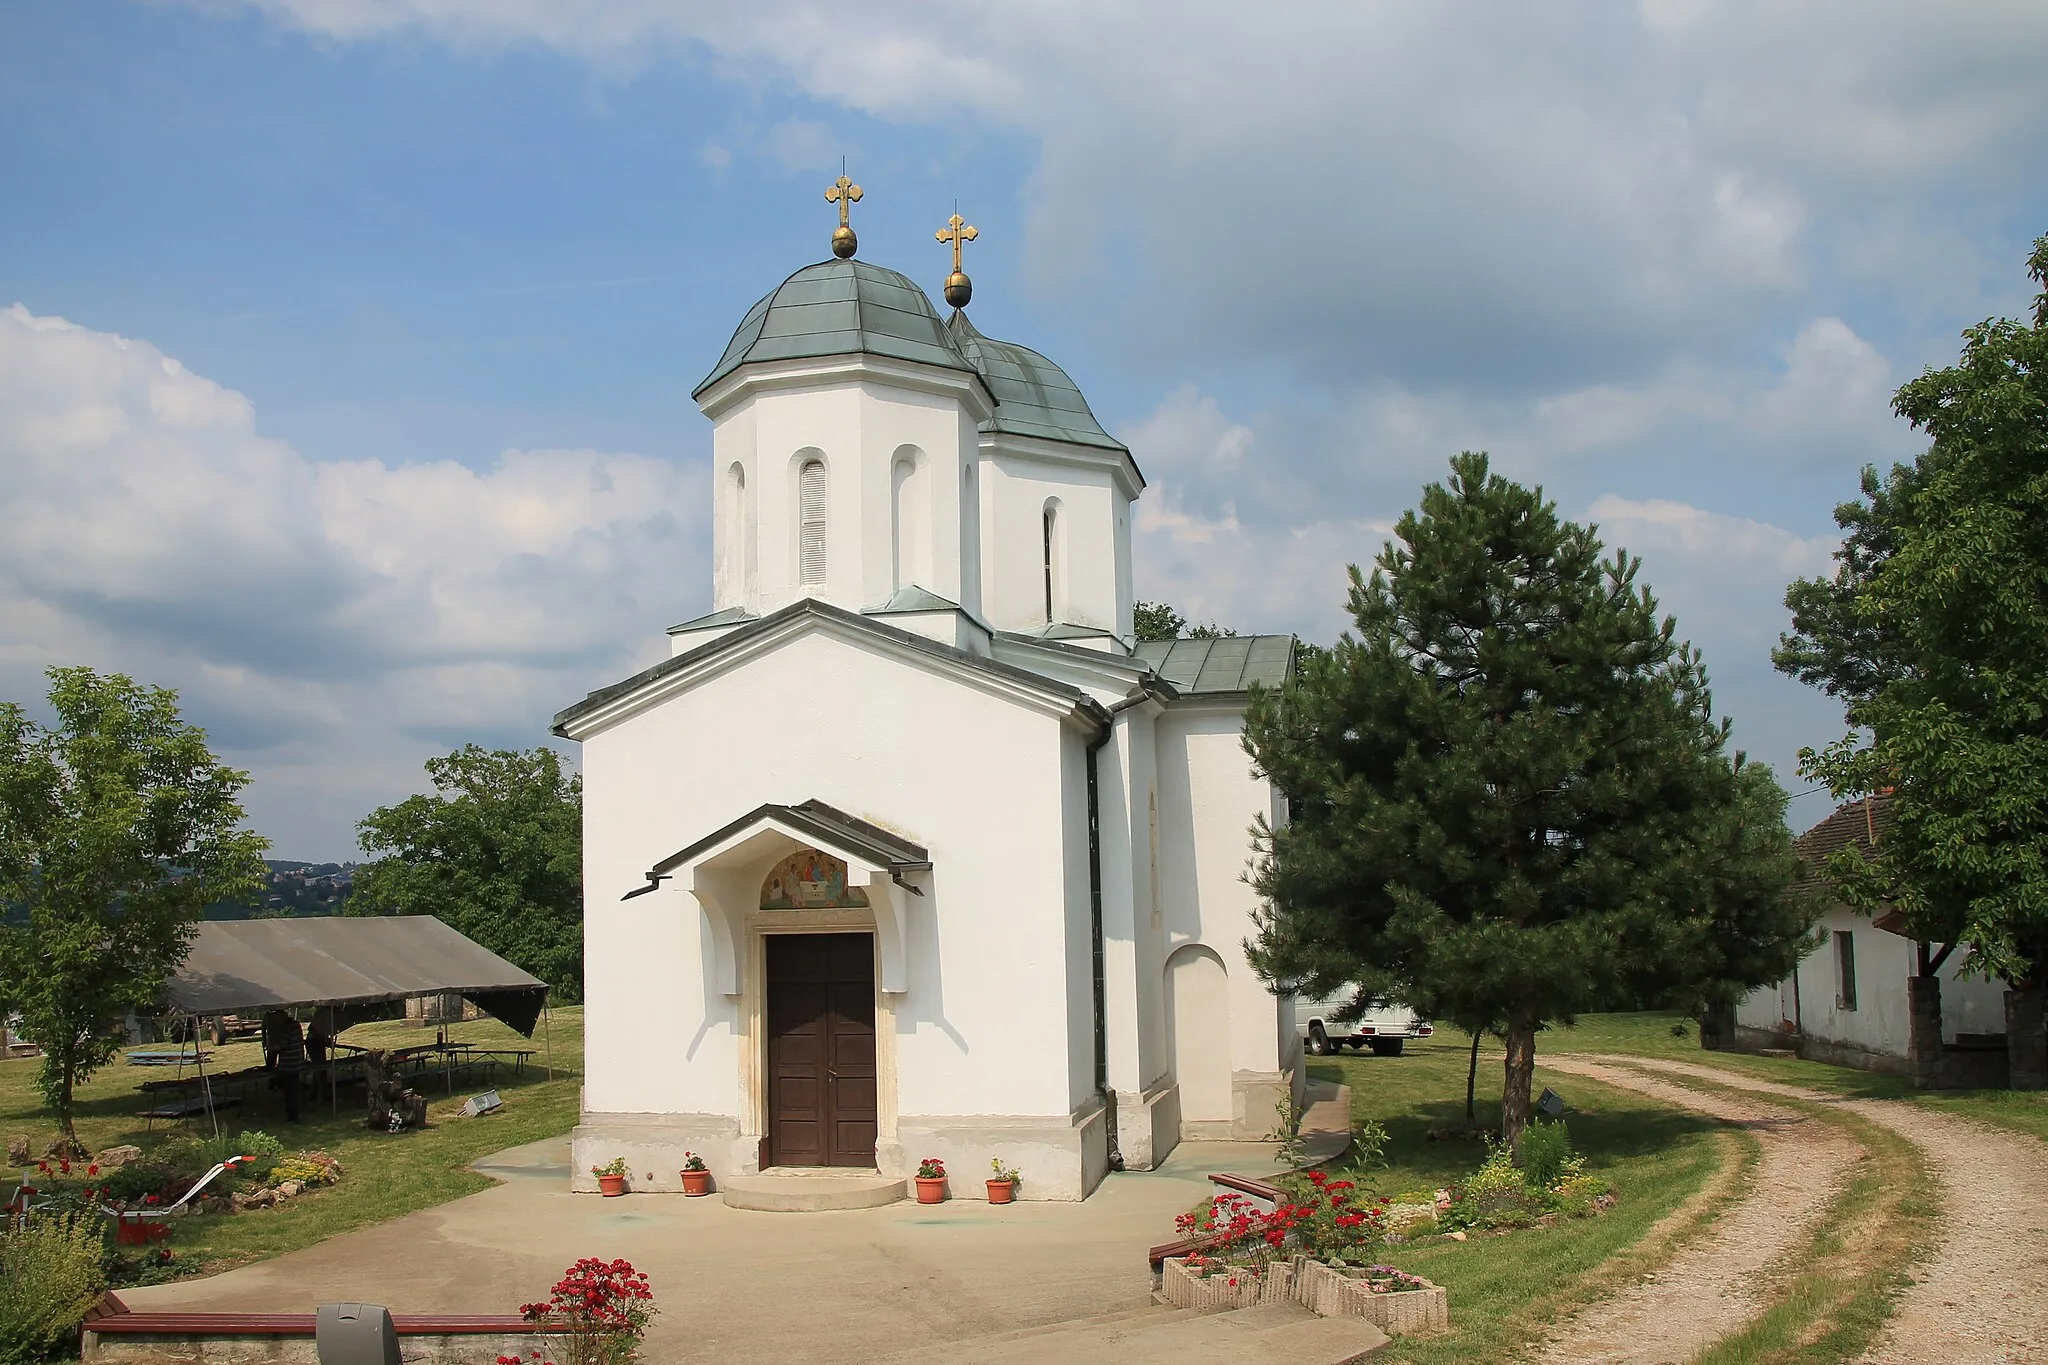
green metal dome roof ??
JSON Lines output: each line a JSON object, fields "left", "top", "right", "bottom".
{"left": 947, "top": 312, "right": 1127, "bottom": 453}
{"left": 694, "top": 259, "right": 976, "bottom": 399}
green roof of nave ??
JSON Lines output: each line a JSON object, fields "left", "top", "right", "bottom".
{"left": 695, "top": 258, "right": 1127, "bottom": 455}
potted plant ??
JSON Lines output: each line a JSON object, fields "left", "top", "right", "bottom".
{"left": 914, "top": 1157, "right": 947, "bottom": 1204}
{"left": 987, "top": 1158, "right": 1019, "bottom": 1205}
{"left": 679, "top": 1152, "right": 712, "bottom": 1197}
{"left": 591, "top": 1157, "right": 629, "bottom": 1197}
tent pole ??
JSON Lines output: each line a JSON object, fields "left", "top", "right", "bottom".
{"left": 191, "top": 1017, "right": 222, "bottom": 1146}
{"left": 544, "top": 999, "right": 554, "bottom": 1081}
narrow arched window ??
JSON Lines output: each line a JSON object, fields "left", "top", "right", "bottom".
{"left": 798, "top": 458, "right": 827, "bottom": 585}
{"left": 723, "top": 463, "right": 749, "bottom": 594}
{"left": 1042, "top": 503, "right": 1060, "bottom": 623}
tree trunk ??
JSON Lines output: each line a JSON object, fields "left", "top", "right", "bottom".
{"left": 1465, "top": 1029, "right": 1482, "bottom": 1124}
{"left": 58, "top": 1063, "right": 77, "bottom": 1144}
{"left": 1501, "top": 1012, "right": 1538, "bottom": 1151}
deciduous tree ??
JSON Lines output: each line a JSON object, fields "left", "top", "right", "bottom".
{"left": 351, "top": 746, "right": 583, "bottom": 1000}
{"left": 1245, "top": 454, "right": 1804, "bottom": 1146}
{"left": 1775, "top": 234, "right": 2048, "bottom": 994}
{"left": 0, "top": 668, "right": 267, "bottom": 1144}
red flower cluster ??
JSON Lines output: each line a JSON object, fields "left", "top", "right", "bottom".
{"left": 518, "top": 1258, "right": 654, "bottom": 1329}
{"left": 1173, "top": 1171, "right": 1390, "bottom": 1269}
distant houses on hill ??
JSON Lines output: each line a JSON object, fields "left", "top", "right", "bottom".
{"left": 204, "top": 860, "right": 359, "bottom": 920}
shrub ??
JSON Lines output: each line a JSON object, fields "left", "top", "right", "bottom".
{"left": 1441, "top": 1142, "right": 1543, "bottom": 1231}
{"left": 100, "top": 1161, "right": 179, "bottom": 1205}
{"left": 233, "top": 1131, "right": 286, "bottom": 1169}
{"left": 1519, "top": 1119, "right": 1574, "bottom": 1190}
{"left": 0, "top": 1215, "right": 107, "bottom": 1365}
{"left": 266, "top": 1157, "right": 333, "bottom": 1188}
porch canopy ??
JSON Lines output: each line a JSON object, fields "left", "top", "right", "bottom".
{"left": 163, "top": 915, "right": 549, "bottom": 1037}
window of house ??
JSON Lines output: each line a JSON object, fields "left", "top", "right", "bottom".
{"left": 1834, "top": 930, "right": 1858, "bottom": 1010}
{"left": 1042, "top": 505, "right": 1057, "bottom": 623}
{"left": 798, "top": 457, "right": 827, "bottom": 585}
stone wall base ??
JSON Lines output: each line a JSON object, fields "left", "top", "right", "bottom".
{"left": 82, "top": 1330, "right": 559, "bottom": 1363}
{"left": 887, "top": 1096, "right": 1109, "bottom": 1201}
{"left": 2009, "top": 988, "right": 2047, "bottom": 1090}
{"left": 1111, "top": 1079, "right": 1181, "bottom": 1171}
{"left": 571, "top": 1112, "right": 742, "bottom": 1194}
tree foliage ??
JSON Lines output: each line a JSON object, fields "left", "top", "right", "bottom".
{"left": 1133, "top": 601, "right": 1236, "bottom": 642}
{"left": 1245, "top": 454, "right": 1805, "bottom": 1146}
{"left": 351, "top": 745, "right": 583, "bottom": 1000}
{"left": 0, "top": 668, "right": 267, "bottom": 1142}
{"left": 1775, "top": 234, "right": 2048, "bottom": 983}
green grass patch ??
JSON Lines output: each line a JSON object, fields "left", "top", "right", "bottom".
{"left": 1543, "top": 1011, "right": 2048, "bottom": 1145}
{"left": 1305, "top": 1038, "right": 1739, "bottom": 1363}
{"left": 1, "top": 1007, "right": 584, "bottom": 1278}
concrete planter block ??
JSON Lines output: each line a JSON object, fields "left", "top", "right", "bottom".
{"left": 1295, "top": 1261, "right": 1449, "bottom": 1335}
{"left": 1157, "top": 1257, "right": 1296, "bottom": 1312}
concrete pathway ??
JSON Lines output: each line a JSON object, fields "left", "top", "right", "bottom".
{"left": 119, "top": 1098, "right": 1346, "bottom": 1365}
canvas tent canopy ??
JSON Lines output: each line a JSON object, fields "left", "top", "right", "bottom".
{"left": 163, "top": 916, "right": 549, "bottom": 1037}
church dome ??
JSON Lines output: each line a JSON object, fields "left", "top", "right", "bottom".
{"left": 947, "top": 312, "right": 1126, "bottom": 452}
{"left": 694, "top": 259, "right": 977, "bottom": 398}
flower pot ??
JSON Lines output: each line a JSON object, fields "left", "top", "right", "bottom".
{"left": 986, "top": 1179, "right": 1014, "bottom": 1205}
{"left": 914, "top": 1176, "right": 947, "bottom": 1204}
{"left": 597, "top": 1173, "right": 627, "bottom": 1197}
{"left": 681, "top": 1169, "right": 712, "bottom": 1197}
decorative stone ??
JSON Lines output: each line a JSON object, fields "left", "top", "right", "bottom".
{"left": 1159, "top": 1257, "right": 1297, "bottom": 1312}
{"left": 1295, "top": 1262, "right": 1449, "bottom": 1335}
{"left": 95, "top": 1145, "right": 143, "bottom": 1169}
{"left": 6, "top": 1136, "right": 28, "bottom": 1167}
{"left": 275, "top": 1181, "right": 303, "bottom": 1199}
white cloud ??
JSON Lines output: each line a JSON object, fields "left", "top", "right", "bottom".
{"left": 209, "top": 0, "right": 2048, "bottom": 388}
{"left": 0, "top": 304, "right": 704, "bottom": 857}
{"left": 760, "top": 118, "right": 838, "bottom": 172}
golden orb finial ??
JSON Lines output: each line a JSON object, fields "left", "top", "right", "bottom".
{"left": 825, "top": 170, "right": 863, "bottom": 259}
{"left": 936, "top": 209, "right": 978, "bottom": 308}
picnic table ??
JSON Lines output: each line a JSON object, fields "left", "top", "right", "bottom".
{"left": 126, "top": 1049, "right": 211, "bottom": 1067}
{"left": 389, "top": 1040, "right": 539, "bottom": 1092}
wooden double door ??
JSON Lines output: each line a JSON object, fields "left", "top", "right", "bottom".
{"left": 765, "top": 933, "right": 878, "bottom": 1168}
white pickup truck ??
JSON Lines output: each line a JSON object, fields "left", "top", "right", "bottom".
{"left": 1292, "top": 990, "right": 1433, "bottom": 1056}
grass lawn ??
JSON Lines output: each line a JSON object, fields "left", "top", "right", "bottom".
{"left": 1307, "top": 1036, "right": 1737, "bottom": 1364}
{"left": 2, "top": 1006, "right": 584, "bottom": 1278}
{"left": 1541, "top": 1010, "right": 2048, "bottom": 1143}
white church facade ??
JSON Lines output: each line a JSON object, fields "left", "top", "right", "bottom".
{"left": 554, "top": 200, "right": 1300, "bottom": 1200}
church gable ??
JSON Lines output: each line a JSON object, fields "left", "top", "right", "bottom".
{"left": 554, "top": 596, "right": 1108, "bottom": 741}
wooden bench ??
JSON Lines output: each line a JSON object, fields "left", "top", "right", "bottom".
{"left": 80, "top": 1293, "right": 568, "bottom": 1363}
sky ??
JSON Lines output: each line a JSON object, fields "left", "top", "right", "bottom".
{"left": 2, "top": 1, "right": 2046, "bottom": 860}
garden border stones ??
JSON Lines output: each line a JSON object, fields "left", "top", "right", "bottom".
{"left": 1159, "top": 1256, "right": 1448, "bottom": 1336}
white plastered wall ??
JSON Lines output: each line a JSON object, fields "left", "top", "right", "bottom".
{"left": 708, "top": 370, "right": 986, "bottom": 620}
{"left": 978, "top": 447, "right": 1132, "bottom": 638}
{"left": 1152, "top": 701, "right": 1295, "bottom": 1140}
{"left": 1739, "top": 907, "right": 2012, "bottom": 1062}
{"left": 573, "top": 623, "right": 1106, "bottom": 1195}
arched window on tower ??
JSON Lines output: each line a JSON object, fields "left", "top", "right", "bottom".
{"left": 798, "top": 456, "right": 827, "bottom": 586}
{"left": 1042, "top": 500, "right": 1062, "bottom": 624}
{"left": 891, "top": 447, "right": 928, "bottom": 592}
{"left": 722, "top": 462, "right": 751, "bottom": 599}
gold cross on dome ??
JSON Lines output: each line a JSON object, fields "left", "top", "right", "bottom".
{"left": 826, "top": 173, "right": 863, "bottom": 227}
{"left": 936, "top": 212, "right": 978, "bottom": 271}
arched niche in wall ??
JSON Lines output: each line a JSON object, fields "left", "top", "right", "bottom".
{"left": 721, "top": 461, "right": 754, "bottom": 599}
{"left": 1164, "top": 943, "right": 1231, "bottom": 1123}
{"left": 890, "top": 445, "right": 930, "bottom": 592}
{"left": 792, "top": 448, "right": 828, "bottom": 588}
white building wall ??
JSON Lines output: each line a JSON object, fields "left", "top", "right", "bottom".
{"left": 708, "top": 375, "right": 985, "bottom": 620}
{"left": 1737, "top": 906, "right": 2013, "bottom": 1067}
{"left": 1153, "top": 702, "right": 1294, "bottom": 1138}
{"left": 578, "top": 627, "right": 1084, "bottom": 1130}
{"left": 978, "top": 450, "right": 1130, "bottom": 637}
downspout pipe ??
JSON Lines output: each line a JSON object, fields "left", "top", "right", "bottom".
{"left": 1087, "top": 687, "right": 1155, "bottom": 1176}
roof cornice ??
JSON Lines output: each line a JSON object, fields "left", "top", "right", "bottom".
{"left": 981, "top": 429, "right": 1146, "bottom": 498}
{"left": 696, "top": 352, "right": 997, "bottom": 423}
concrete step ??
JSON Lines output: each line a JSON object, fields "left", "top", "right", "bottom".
{"left": 718, "top": 1168, "right": 905, "bottom": 1212}
{"left": 891, "top": 1302, "right": 1388, "bottom": 1363}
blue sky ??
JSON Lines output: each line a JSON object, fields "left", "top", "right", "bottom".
{"left": 3, "top": 1, "right": 2046, "bottom": 857}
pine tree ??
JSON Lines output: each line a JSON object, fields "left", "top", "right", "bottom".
{"left": 1246, "top": 454, "right": 1804, "bottom": 1146}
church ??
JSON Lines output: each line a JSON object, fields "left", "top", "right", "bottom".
{"left": 554, "top": 181, "right": 1301, "bottom": 1201}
